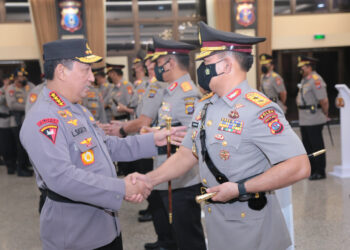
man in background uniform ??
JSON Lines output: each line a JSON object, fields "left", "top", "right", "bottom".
{"left": 131, "top": 21, "right": 311, "bottom": 250}
{"left": 93, "top": 67, "right": 112, "bottom": 107}
{"left": 81, "top": 83, "right": 107, "bottom": 123}
{"left": 145, "top": 37, "right": 205, "bottom": 250}
{"left": 5, "top": 68, "right": 34, "bottom": 177}
{"left": 105, "top": 64, "right": 134, "bottom": 122}
{"left": 296, "top": 56, "right": 329, "bottom": 180}
{"left": 0, "top": 76, "right": 17, "bottom": 174}
{"left": 259, "top": 54, "right": 287, "bottom": 113}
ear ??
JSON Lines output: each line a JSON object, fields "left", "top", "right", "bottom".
{"left": 223, "top": 57, "right": 232, "bottom": 74}
{"left": 55, "top": 64, "right": 67, "bottom": 81}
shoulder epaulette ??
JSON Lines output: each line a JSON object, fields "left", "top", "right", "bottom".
{"left": 245, "top": 92, "right": 271, "bottom": 107}
{"left": 199, "top": 92, "right": 214, "bottom": 102}
{"left": 272, "top": 72, "right": 278, "bottom": 78}
{"left": 123, "top": 80, "right": 128, "bottom": 85}
{"left": 312, "top": 74, "right": 319, "bottom": 80}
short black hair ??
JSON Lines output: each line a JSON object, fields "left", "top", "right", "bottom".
{"left": 173, "top": 54, "right": 190, "bottom": 71}
{"left": 44, "top": 59, "right": 74, "bottom": 80}
{"left": 109, "top": 68, "right": 123, "bottom": 76}
{"left": 95, "top": 71, "right": 105, "bottom": 78}
{"left": 231, "top": 52, "right": 253, "bottom": 72}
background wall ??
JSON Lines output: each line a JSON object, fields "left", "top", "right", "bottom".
{"left": 0, "top": 23, "right": 39, "bottom": 60}
{"left": 272, "top": 13, "right": 350, "bottom": 50}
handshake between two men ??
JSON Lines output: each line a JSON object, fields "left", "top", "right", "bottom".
{"left": 98, "top": 122, "right": 188, "bottom": 203}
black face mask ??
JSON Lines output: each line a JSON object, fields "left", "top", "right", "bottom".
{"left": 107, "top": 76, "right": 113, "bottom": 83}
{"left": 20, "top": 80, "right": 27, "bottom": 86}
{"left": 196, "top": 61, "right": 224, "bottom": 92}
{"left": 144, "top": 67, "right": 149, "bottom": 77}
{"left": 154, "top": 59, "right": 170, "bottom": 82}
{"left": 299, "top": 69, "right": 304, "bottom": 76}
{"left": 261, "top": 65, "right": 268, "bottom": 74}
{"left": 131, "top": 68, "right": 136, "bottom": 78}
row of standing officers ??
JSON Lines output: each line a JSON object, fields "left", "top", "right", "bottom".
{"left": 0, "top": 20, "right": 328, "bottom": 250}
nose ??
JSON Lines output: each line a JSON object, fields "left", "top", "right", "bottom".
{"left": 88, "top": 67, "right": 95, "bottom": 82}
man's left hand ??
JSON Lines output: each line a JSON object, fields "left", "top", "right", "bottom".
{"left": 206, "top": 182, "right": 239, "bottom": 202}
{"left": 153, "top": 126, "right": 187, "bottom": 146}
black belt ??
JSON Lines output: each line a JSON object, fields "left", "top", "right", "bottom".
{"left": 0, "top": 113, "right": 11, "bottom": 118}
{"left": 40, "top": 188, "right": 89, "bottom": 205}
{"left": 114, "top": 114, "right": 129, "bottom": 120}
{"left": 298, "top": 104, "right": 321, "bottom": 110}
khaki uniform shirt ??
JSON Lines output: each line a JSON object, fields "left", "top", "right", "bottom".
{"left": 20, "top": 86, "right": 157, "bottom": 249}
{"left": 82, "top": 87, "right": 107, "bottom": 123}
{"left": 296, "top": 71, "right": 328, "bottom": 126}
{"left": 260, "top": 71, "right": 286, "bottom": 112}
{"left": 5, "top": 82, "right": 34, "bottom": 126}
{"left": 154, "top": 74, "right": 201, "bottom": 190}
{"left": 182, "top": 80, "right": 306, "bottom": 250}
{"left": 105, "top": 80, "right": 134, "bottom": 121}
{"left": 0, "top": 87, "right": 11, "bottom": 128}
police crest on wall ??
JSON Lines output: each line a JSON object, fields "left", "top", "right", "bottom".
{"left": 56, "top": 0, "right": 86, "bottom": 38}
{"left": 233, "top": 0, "right": 257, "bottom": 29}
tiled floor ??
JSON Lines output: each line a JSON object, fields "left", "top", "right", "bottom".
{"left": 0, "top": 125, "right": 349, "bottom": 250}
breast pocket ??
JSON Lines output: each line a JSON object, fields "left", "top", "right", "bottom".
{"left": 206, "top": 133, "right": 242, "bottom": 165}
{"left": 72, "top": 131, "right": 98, "bottom": 167}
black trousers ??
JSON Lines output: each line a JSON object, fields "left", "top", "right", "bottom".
{"left": 300, "top": 124, "right": 326, "bottom": 175}
{"left": 94, "top": 235, "right": 123, "bottom": 250}
{"left": 0, "top": 127, "right": 17, "bottom": 170}
{"left": 151, "top": 184, "right": 206, "bottom": 250}
{"left": 11, "top": 126, "right": 30, "bottom": 170}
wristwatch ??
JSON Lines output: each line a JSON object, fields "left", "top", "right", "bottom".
{"left": 119, "top": 127, "right": 127, "bottom": 138}
{"left": 238, "top": 182, "right": 250, "bottom": 201}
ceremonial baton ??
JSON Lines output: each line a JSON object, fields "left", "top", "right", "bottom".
{"left": 195, "top": 149, "right": 327, "bottom": 204}
{"left": 166, "top": 116, "right": 173, "bottom": 224}
{"left": 326, "top": 121, "right": 334, "bottom": 146}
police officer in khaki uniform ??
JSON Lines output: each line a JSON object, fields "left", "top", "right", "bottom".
{"left": 81, "top": 84, "right": 107, "bottom": 123}
{"left": 131, "top": 22, "right": 311, "bottom": 250}
{"left": 5, "top": 68, "right": 34, "bottom": 176}
{"left": 93, "top": 67, "right": 113, "bottom": 104}
{"left": 296, "top": 56, "right": 329, "bottom": 180}
{"left": 147, "top": 37, "right": 205, "bottom": 250}
{"left": 105, "top": 64, "right": 135, "bottom": 122}
{"left": 259, "top": 54, "right": 287, "bottom": 113}
{"left": 0, "top": 76, "right": 17, "bottom": 174}
{"left": 19, "top": 38, "right": 184, "bottom": 250}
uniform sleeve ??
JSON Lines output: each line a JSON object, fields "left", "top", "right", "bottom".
{"left": 248, "top": 105, "right": 306, "bottom": 165}
{"left": 140, "top": 88, "right": 164, "bottom": 121}
{"left": 273, "top": 75, "right": 286, "bottom": 93}
{"left": 311, "top": 77, "right": 328, "bottom": 101}
{"left": 105, "top": 132, "right": 157, "bottom": 162}
{"left": 181, "top": 125, "right": 194, "bottom": 150}
{"left": 20, "top": 112, "right": 125, "bottom": 211}
{"left": 0, "top": 89, "right": 6, "bottom": 105}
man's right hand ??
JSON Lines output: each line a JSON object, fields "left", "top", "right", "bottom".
{"left": 124, "top": 174, "right": 152, "bottom": 203}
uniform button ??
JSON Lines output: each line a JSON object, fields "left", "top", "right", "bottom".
{"left": 202, "top": 178, "right": 207, "bottom": 185}
{"left": 208, "top": 207, "right": 212, "bottom": 213}
{"left": 206, "top": 120, "right": 212, "bottom": 127}
{"left": 222, "top": 141, "right": 227, "bottom": 146}
{"left": 241, "top": 212, "right": 246, "bottom": 218}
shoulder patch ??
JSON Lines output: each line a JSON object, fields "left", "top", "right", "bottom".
{"left": 168, "top": 82, "right": 178, "bottom": 92}
{"left": 245, "top": 92, "right": 271, "bottom": 107}
{"left": 226, "top": 89, "right": 241, "bottom": 101}
{"left": 29, "top": 93, "right": 37, "bottom": 103}
{"left": 127, "top": 86, "right": 133, "bottom": 95}
{"left": 315, "top": 80, "right": 321, "bottom": 89}
{"left": 181, "top": 81, "right": 192, "bottom": 92}
{"left": 258, "top": 108, "right": 284, "bottom": 135}
{"left": 199, "top": 92, "right": 214, "bottom": 102}
{"left": 49, "top": 91, "right": 66, "bottom": 107}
